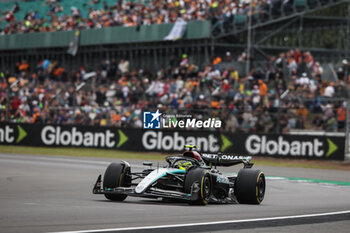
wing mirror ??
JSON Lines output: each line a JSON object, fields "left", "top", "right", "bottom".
{"left": 143, "top": 161, "right": 153, "bottom": 168}
{"left": 215, "top": 152, "right": 222, "bottom": 169}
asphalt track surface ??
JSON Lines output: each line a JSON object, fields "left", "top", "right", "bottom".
{"left": 0, "top": 153, "right": 350, "bottom": 233}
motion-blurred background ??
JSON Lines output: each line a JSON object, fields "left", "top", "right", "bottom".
{"left": 0, "top": 0, "right": 350, "bottom": 159}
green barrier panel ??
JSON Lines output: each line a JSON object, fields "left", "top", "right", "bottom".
{"left": 0, "top": 20, "right": 210, "bottom": 50}
{"left": 0, "top": 30, "right": 74, "bottom": 50}
{"left": 79, "top": 20, "right": 211, "bottom": 44}
{"left": 234, "top": 15, "right": 247, "bottom": 25}
{"left": 295, "top": 0, "right": 307, "bottom": 7}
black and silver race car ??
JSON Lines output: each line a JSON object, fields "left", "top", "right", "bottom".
{"left": 93, "top": 145, "right": 266, "bottom": 205}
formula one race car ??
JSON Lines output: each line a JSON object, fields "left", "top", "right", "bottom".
{"left": 93, "top": 145, "right": 266, "bottom": 205}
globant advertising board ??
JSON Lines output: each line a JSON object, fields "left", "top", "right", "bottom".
{"left": 0, "top": 123, "right": 345, "bottom": 160}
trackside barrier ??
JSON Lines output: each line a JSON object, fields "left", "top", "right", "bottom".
{"left": 0, "top": 123, "right": 345, "bottom": 161}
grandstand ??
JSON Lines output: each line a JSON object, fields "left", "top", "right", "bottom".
{"left": 0, "top": 0, "right": 349, "bottom": 69}
{"left": 0, "top": 0, "right": 349, "bottom": 137}
{"left": 213, "top": 0, "right": 350, "bottom": 62}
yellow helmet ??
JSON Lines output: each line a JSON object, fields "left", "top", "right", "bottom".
{"left": 177, "top": 161, "right": 193, "bottom": 170}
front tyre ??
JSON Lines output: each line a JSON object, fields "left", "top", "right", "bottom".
{"left": 184, "top": 168, "right": 211, "bottom": 205}
{"left": 235, "top": 169, "right": 265, "bottom": 204}
{"left": 103, "top": 163, "right": 129, "bottom": 201}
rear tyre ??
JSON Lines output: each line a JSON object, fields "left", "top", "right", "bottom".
{"left": 184, "top": 168, "right": 211, "bottom": 205}
{"left": 235, "top": 169, "right": 265, "bottom": 204}
{"left": 103, "top": 163, "right": 129, "bottom": 201}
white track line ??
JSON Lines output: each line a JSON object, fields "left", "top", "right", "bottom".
{"left": 50, "top": 210, "right": 350, "bottom": 233}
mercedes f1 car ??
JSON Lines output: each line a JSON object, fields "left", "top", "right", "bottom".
{"left": 93, "top": 145, "right": 266, "bottom": 205}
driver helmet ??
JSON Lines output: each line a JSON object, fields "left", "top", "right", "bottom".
{"left": 177, "top": 161, "right": 193, "bottom": 170}
{"left": 183, "top": 151, "right": 203, "bottom": 163}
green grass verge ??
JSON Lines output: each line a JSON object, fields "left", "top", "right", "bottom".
{"left": 282, "top": 177, "right": 350, "bottom": 186}
{"left": 0, "top": 145, "right": 166, "bottom": 160}
{"left": 0, "top": 145, "right": 348, "bottom": 170}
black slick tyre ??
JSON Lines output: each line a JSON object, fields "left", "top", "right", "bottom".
{"left": 103, "top": 163, "right": 128, "bottom": 201}
{"left": 184, "top": 168, "right": 211, "bottom": 205}
{"left": 235, "top": 168, "right": 265, "bottom": 204}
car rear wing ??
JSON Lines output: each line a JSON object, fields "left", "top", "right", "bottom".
{"left": 201, "top": 153, "right": 253, "bottom": 168}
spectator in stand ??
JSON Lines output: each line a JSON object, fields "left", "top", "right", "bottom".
{"left": 324, "top": 82, "right": 335, "bottom": 97}
{"left": 336, "top": 103, "right": 346, "bottom": 131}
{"left": 258, "top": 79, "right": 267, "bottom": 96}
{"left": 312, "top": 62, "right": 323, "bottom": 77}
{"left": 0, "top": 0, "right": 269, "bottom": 35}
{"left": 224, "top": 51, "right": 233, "bottom": 62}
{"left": 1, "top": 48, "right": 349, "bottom": 133}
{"left": 296, "top": 73, "right": 310, "bottom": 87}
{"left": 303, "top": 52, "right": 314, "bottom": 69}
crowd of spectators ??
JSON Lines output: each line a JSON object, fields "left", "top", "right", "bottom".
{"left": 1, "top": 48, "right": 349, "bottom": 133}
{"left": 0, "top": 0, "right": 297, "bottom": 35}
